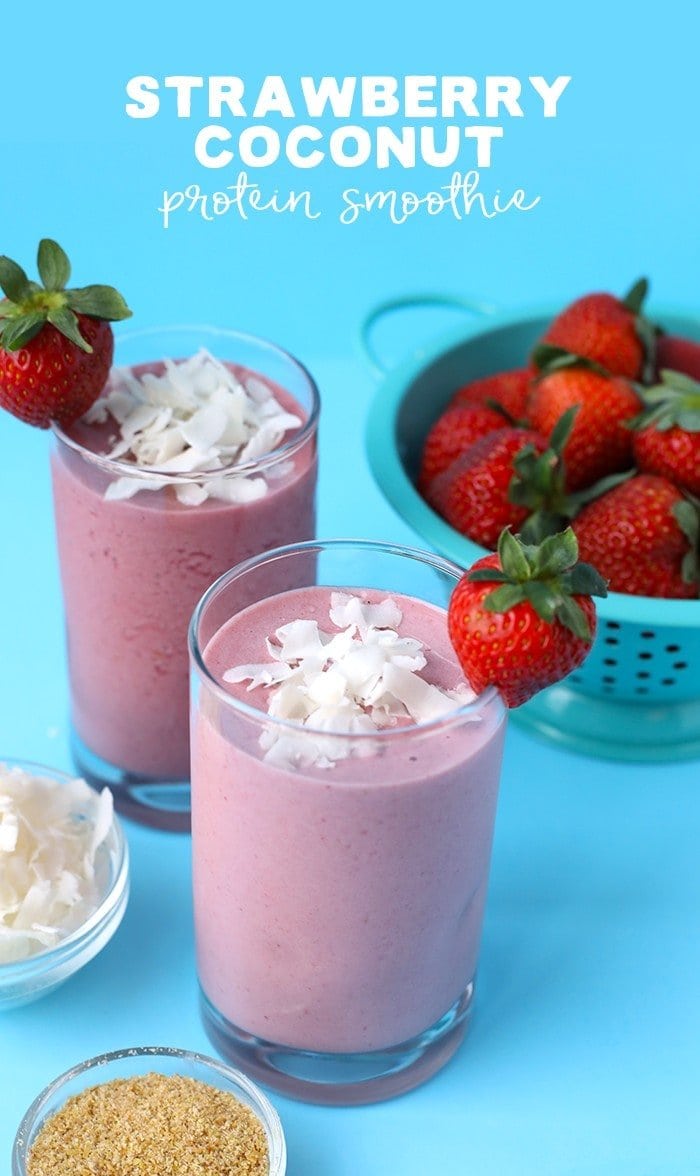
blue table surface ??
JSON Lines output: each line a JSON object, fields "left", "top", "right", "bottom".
{"left": 2, "top": 1, "right": 700, "bottom": 1170}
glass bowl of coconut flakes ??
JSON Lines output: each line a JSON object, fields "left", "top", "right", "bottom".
{"left": 0, "top": 759, "right": 129, "bottom": 1010}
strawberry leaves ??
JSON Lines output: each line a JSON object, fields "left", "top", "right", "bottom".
{"left": 468, "top": 527, "right": 607, "bottom": 641}
{"left": 530, "top": 345, "right": 609, "bottom": 380}
{"left": 630, "top": 370, "right": 700, "bottom": 433}
{"left": 621, "top": 276, "right": 657, "bottom": 383}
{"left": 68, "top": 285, "right": 131, "bottom": 320}
{"left": 0, "top": 311, "right": 48, "bottom": 350}
{"left": 0, "top": 238, "right": 131, "bottom": 354}
{"left": 0, "top": 256, "right": 34, "bottom": 304}
{"left": 507, "top": 405, "right": 579, "bottom": 542}
{"left": 672, "top": 497, "right": 700, "bottom": 586}
{"left": 47, "top": 307, "right": 92, "bottom": 352}
{"left": 621, "top": 277, "right": 649, "bottom": 316}
{"left": 37, "top": 238, "right": 71, "bottom": 292}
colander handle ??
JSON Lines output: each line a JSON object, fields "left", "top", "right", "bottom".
{"left": 360, "top": 292, "right": 497, "bottom": 375}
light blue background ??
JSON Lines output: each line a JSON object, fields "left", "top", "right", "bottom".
{"left": 2, "top": 2, "right": 700, "bottom": 1172}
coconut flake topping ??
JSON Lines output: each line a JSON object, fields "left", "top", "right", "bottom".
{"left": 84, "top": 349, "right": 302, "bottom": 505}
{"left": 0, "top": 765, "right": 114, "bottom": 964}
{"left": 224, "top": 592, "right": 476, "bottom": 768}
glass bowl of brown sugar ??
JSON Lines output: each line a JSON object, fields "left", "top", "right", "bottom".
{"left": 12, "top": 1045, "right": 286, "bottom": 1176}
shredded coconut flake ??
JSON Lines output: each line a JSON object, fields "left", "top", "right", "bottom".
{"left": 85, "top": 349, "right": 302, "bottom": 505}
{"left": 224, "top": 592, "right": 476, "bottom": 769}
{"left": 0, "top": 765, "right": 115, "bottom": 964}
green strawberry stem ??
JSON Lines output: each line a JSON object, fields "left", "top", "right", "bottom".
{"left": 672, "top": 497, "right": 700, "bottom": 586}
{"left": 621, "top": 275, "right": 657, "bottom": 384}
{"left": 566, "top": 468, "right": 636, "bottom": 510}
{"left": 468, "top": 527, "right": 608, "bottom": 641}
{"left": 508, "top": 405, "right": 579, "bottom": 542}
{"left": 530, "top": 344, "right": 610, "bottom": 379}
{"left": 621, "top": 277, "right": 648, "bottom": 316}
{"left": 0, "top": 238, "right": 131, "bottom": 354}
{"left": 628, "top": 370, "right": 700, "bottom": 433}
{"left": 484, "top": 398, "right": 519, "bottom": 426}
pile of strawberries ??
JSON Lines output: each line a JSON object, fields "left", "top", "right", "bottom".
{"left": 420, "top": 281, "right": 700, "bottom": 599}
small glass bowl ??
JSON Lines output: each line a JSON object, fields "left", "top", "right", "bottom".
{"left": 12, "top": 1046, "right": 287, "bottom": 1176}
{"left": 0, "top": 759, "right": 129, "bottom": 1011}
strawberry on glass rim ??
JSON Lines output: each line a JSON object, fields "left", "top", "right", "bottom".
{"left": 448, "top": 526, "right": 607, "bottom": 707}
{"left": 0, "top": 238, "right": 131, "bottom": 428}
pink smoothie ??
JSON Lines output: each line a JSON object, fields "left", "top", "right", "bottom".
{"left": 192, "top": 586, "right": 506, "bottom": 1054}
{"left": 51, "top": 373, "right": 317, "bottom": 780}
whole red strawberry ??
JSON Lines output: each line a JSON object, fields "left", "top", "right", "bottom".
{"left": 528, "top": 363, "right": 641, "bottom": 490}
{"left": 630, "top": 371, "right": 700, "bottom": 497}
{"left": 428, "top": 411, "right": 581, "bottom": 549}
{"left": 418, "top": 402, "right": 507, "bottom": 493}
{"left": 535, "top": 279, "right": 651, "bottom": 380}
{"left": 655, "top": 334, "right": 700, "bottom": 382}
{"left": 573, "top": 474, "right": 699, "bottom": 598}
{"left": 0, "top": 238, "right": 131, "bottom": 427}
{"left": 448, "top": 527, "right": 606, "bottom": 706}
{"left": 450, "top": 368, "right": 531, "bottom": 420}
{"left": 427, "top": 426, "right": 547, "bottom": 548}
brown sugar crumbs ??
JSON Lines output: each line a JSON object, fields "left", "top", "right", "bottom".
{"left": 26, "top": 1072, "right": 270, "bottom": 1176}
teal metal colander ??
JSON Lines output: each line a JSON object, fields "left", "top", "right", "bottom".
{"left": 363, "top": 295, "right": 700, "bottom": 762}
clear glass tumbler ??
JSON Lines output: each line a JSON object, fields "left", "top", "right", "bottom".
{"left": 51, "top": 326, "right": 319, "bottom": 831}
{"left": 189, "top": 539, "right": 507, "bottom": 1104}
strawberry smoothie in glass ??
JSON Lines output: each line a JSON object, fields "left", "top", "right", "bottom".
{"left": 51, "top": 326, "right": 319, "bottom": 831}
{"left": 189, "top": 539, "right": 507, "bottom": 1104}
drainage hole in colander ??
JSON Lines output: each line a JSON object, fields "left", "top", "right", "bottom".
{"left": 636, "top": 672, "right": 650, "bottom": 679}
{"left": 661, "top": 678, "right": 676, "bottom": 686}
{"left": 635, "top": 687, "right": 650, "bottom": 695}
{"left": 666, "top": 644, "right": 681, "bottom": 652}
{"left": 602, "top": 675, "right": 616, "bottom": 684}
{"left": 638, "top": 651, "right": 653, "bottom": 660}
{"left": 673, "top": 661, "right": 688, "bottom": 670}
{"left": 641, "top": 630, "right": 655, "bottom": 639}
{"left": 605, "top": 621, "right": 621, "bottom": 630}
{"left": 604, "top": 637, "right": 619, "bottom": 645}
{"left": 603, "top": 657, "right": 617, "bottom": 666}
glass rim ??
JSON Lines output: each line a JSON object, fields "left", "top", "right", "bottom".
{"left": 188, "top": 537, "right": 503, "bottom": 742}
{"left": 0, "top": 757, "right": 129, "bottom": 980}
{"left": 12, "top": 1045, "right": 286, "bottom": 1176}
{"left": 51, "top": 323, "right": 321, "bottom": 484}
